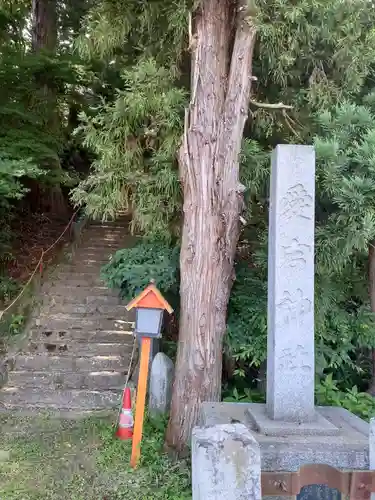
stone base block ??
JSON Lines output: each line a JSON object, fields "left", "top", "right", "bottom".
{"left": 192, "top": 423, "right": 261, "bottom": 500}
{"left": 246, "top": 403, "right": 339, "bottom": 436}
{"left": 200, "top": 402, "right": 369, "bottom": 471}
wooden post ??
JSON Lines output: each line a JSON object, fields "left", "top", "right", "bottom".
{"left": 130, "top": 336, "right": 152, "bottom": 468}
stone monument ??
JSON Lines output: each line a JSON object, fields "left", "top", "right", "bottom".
{"left": 246, "top": 145, "right": 337, "bottom": 436}
{"left": 196, "top": 145, "right": 371, "bottom": 496}
{"left": 149, "top": 352, "right": 174, "bottom": 418}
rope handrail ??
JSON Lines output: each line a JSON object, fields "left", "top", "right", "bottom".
{"left": 0, "top": 209, "right": 80, "bottom": 321}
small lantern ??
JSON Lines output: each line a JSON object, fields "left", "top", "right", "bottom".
{"left": 126, "top": 282, "right": 173, "bottom": 339}
{"left": 126, "top": 281, "right": 174, "bottom": 469}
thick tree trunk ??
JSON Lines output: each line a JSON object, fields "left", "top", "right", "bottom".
{"left": 368, "top": 241, "right": 375, "bottom": 394}
{"left": 165, "top": 0, "right": 257, "bottom": 452}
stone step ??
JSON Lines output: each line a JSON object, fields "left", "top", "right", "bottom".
{"left": 41, "top": 284, "right": 119, "bottom": 298}
{"left": 0, "top": 387, "right": 121, "bottom": 410}
{"left": 82, "top": 243, "right": 133, "bottom": 251}
{"left": 49, "top": 279, "right": 105, "bottom": 288}
{"left": 41, "top": 294, "right": 122, "bottom": 307}
{"left": 41, "top": 303, "right": 126, "bottom": 316}
{"left": 35, "top": 314, "right": 131, "bottom": 331}
{"left": 63, "top": 256, "right": 110, "bottom": 274}
{"left": 15, "top": 354, "right": 128, "bottom": 372}
{"left": 42, "top": 303, "right": 126, "bottom": 316}
{"left": 83, "top": 226, "right": 126, "bottom": 233}
{"left": 7, "top": 370, "right": 126, "bottom": 390}
{"left": 72, "top": 250, "right": 114, "bottom": 259}
{"left": 29, "top": 328, "right": 134, "bottom": 344}
{"left": 61, "top": 263, "right": 108, "bottom": 272}
{"left": 81, "top": 236, "right": 124, "bottom": 242}
{"left": 71, "top": 254, "right": 115, "bottom": 265}
{"left": 83, "top": 231, "right": 125, "bottom": 240}
{"left": 52, "top": 272, "right": 105, "bottom": 283}
{"left": 26, "top": 340, "right": 132, "bottom": 357}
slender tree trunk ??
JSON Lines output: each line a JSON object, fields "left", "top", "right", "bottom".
{"left": 32, "top": 0, "right": 57, "bottom": 51}
{"left": 368, "top": 241, "right": 375, "bottom": 394}
{"left": 165, "top": 0, "right": 257, "bottom": 452}
{"left": 32, "top": 0, "right": 68, "bottom": 217}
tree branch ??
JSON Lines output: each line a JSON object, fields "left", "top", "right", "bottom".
{"left": 250, "top": 100, "right": 293, "bottom": 110}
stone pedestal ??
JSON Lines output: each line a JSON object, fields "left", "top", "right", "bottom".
{"left": 200, "top": 402, "right": 369, "bottom": 472}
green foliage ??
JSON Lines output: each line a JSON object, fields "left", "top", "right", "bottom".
{"left": 316, "top": 374, "right": 375, "bottom": 421}
{"left": 101, "top": 240, "right": 180, "bottom": 305}
{"left": 226, "top": 245, "right": 375, "bottom": 385}
{"left": 226, "top": 262, "right": 267, "bottom": 368}
{"left": 72, "top": 59, "right": 186, "bottom": 238}
{"left": 77, "top": 0, "right": 188, "bottom": 69}
{"left": 252, "top": 0, "right": 375, "bottom": 141}
{"left": 223, "top": 386, "right": 265, "bottom": 404}
{"left": 7, "top": 314, "right": 24, "bottom": 336}
{"left": 0, "top": 156, "right": 44, "bottom": 209}
{"left": 0, "top": 275, "right": 20, "bottom": 304}
{"left": 314, "top": 101, "right": 375, "bottom": 274}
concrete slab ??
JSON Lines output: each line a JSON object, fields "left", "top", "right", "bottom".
{"left": 200, "top": 402, "right": 369, "bottom": 471}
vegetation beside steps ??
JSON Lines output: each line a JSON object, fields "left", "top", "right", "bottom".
{"left": 0, "top": 412, "right": 191, "bottom": 500}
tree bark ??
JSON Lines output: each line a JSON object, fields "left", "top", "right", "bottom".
{"left": 32, "top": 0, "right": 57, "bottom": 51}
{"left": 32, "top": 0, "right": 69, "bottom": 217}
{"left": 165, "top": 0, "right": 257, "bottom": 453}
{"left": 368, "top": 241, "right": 375, "bottom": 394}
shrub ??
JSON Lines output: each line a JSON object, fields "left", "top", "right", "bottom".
{"left": 101, "top": 240, "right": 180, "bottom": 309}
{"left": 316, "top": 374, "right": 375, "bottom": 421}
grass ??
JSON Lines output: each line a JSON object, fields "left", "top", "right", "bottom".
{"left": 0, "top": 412, "right": 191, "bottom": 500}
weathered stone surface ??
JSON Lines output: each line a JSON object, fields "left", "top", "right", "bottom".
{"left": 35, "top": 315, "right": 132, "bottom": 332}
{"left": 192, "top": 424, "right": 261, "bottom": 500}
{"left": 15, "top": 354, "right": 127, "bottom": 372}
{"left": 246, "top": 403, "right": 338, "bottom": 436}
{"left": 41, "top": 285, "right": 120, "bottom": 300}
{"left": 0, "top": 387, "right": 121, "bottom": 410}
{"left": 149, "top": 353, "right": 174, "bottom": 417}
{"left": 51, "top": 273, "right": 105, "bottom": 286}
{"left": 29, "top": 327, "right": 133, "bottom": 344}
{"left": 25, "top": 340, "right": 132, "bottom": 357}
{"left": 7, "top": 370, "right": 125, "bottom": 390}
{"left": 266, "top": 145, "right": 315, "bottom": 423}
{"left": 200, "top": 402, "right": 369, "bottom": 471}
{"left": 42, "top": 303, "right": 126, "bottom": 316}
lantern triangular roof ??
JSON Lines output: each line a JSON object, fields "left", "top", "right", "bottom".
{"left": 125, "top": 283, "right": 173, "bottom": 314}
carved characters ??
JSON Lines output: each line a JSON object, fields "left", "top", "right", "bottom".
{"left": 276, "top": 289, "right": 312, "bottom": 326}
{"left": 280, "top": 238, "right": 311, "bottom": 270}
{"left": 278, "top": 345, "right": 312, "bottom": 373}
{"left": 280, "top": 183, "right": 313, "bottom": 221}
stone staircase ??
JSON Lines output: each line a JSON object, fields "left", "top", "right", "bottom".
{"left": 0, "top": 216, "right": 136, "bottom": 415}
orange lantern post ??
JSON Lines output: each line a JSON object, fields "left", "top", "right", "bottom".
{"left": 126, "top": 282, "right": 173, "bottom": 468}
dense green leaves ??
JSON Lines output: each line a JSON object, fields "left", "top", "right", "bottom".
{"left": 71, "top": 59, "right": 186, "bottom": 237}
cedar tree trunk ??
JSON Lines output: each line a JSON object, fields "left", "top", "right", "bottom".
{"left": 165, "top": 0, "right": 257, "bottom": 452}
{"left": 32, "top": 0, "right": 68, "bottom": 217}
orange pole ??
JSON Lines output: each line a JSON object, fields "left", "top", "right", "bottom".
{"left": 130, "top": 336, "right": 151, "bottom": 468}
